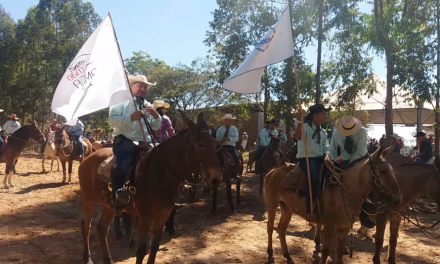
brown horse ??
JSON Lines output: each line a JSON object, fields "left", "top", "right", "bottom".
{"left": 264, "top": 146, "right": 402, "bottom": 264}
{"left": 79, "top": 112, "right": 222, "bottom": 264}
{"left": 1, "top": 120, "right": 45, "bottom": 188}
{"left": 54, "top": 126, "right": 92, "bottom": 183}
{"left": 366, "top": 162, "right": 440, "bottom": 264}
{"left": 258, "top": 137, "right": 282, "bottom": 195}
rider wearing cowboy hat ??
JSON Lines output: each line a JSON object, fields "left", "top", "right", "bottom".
{"left": 216, "top": 114, "right": 241, "bottom": 180}
{"left": 294, "top": 104, "right": 331, "bottom": 221}
{"left": 69, "top": 119, "right": 85, "bottom": 158}
{"left": 254, "top": 119, "right": 279, "bottom": 161}
{"left": 108, "top": 74, "right": 161, "bottom": 214}
{"left": 152, "top": 99, "right": 175, "bottom": 143}
{"left": 329, "top": 115, "right": 368, "bottom": 166}
{"left": 3, "top": 114, "right": 21, "bottom": 136}
{"left": 410, "top": 132, "right": 433, "bottom": 164}
{"left": 0, "top": 108, "right": 4, "bottom": 159}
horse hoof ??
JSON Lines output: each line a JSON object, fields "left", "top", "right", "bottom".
{"left": 266, "top": 257, "right": 275, "bottom": 264}
{"left": 10, "top": 183, "right": 15, "bottom": 187}
{"left": 4, "top": 184, "right": 10, "bottom": 189}
{"left": 83, "top": 257, "right": 94, "bottom": 264}
{"left": 314, "top": 245, "right": 321, "bottom": 253}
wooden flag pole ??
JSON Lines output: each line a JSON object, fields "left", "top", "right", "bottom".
{"left": 108, "top": 12, "right": 147, "bottom": 143}
{"left": 291, "top": 55, "right": 314, "bottom": 214}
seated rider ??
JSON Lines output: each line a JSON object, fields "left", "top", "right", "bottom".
{"left": 216, "top": 114, "right": 241, "bottom": 180}
{"left": 69, "top": 119, "right": 85, "bottom": 158}
{"left": 278, "top": 129, "right": 288, "bottom": 143}
{"left": 294, "top": 104, "right": 331, "bottom": 222}
{"left": 0, "top": 108, "right": 3, "bottom": 159}
{"left": 329, "top": 115, "right": 368, "bottom": 168}
{"left": 410, "top": 132, "right": 433, "bottom": 164}
{"left": 254, "top": 119, "right": 279, "bottom": 165}
{"left": 108, "top": 74, "right": 161, "bottom": 214}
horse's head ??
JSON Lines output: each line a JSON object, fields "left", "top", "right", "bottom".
{"left": 54, "top": 126, "right": 67, "bottom": 146}
{"left": 269, "top": 136, "right": 281, "bottom": 151}
{"left": 47, "top": 131, "right": 56, "bottom": 144}
{"left": 27, "top": 120, "right": 45, "bottom": 144}
{"left": 369, "top": 145, "right": 402, "bottom": 207}
{"left": 180, "top": 111, "right": 222, "bottom": 187}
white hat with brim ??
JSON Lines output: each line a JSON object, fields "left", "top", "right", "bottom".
{"left": 128, "top": 74, "right": 156, "bottom": 89}
{"left": 0, "top": 109, "right": 3, "bottom": 112}
{"left": 153, "top": 100, "right": 170, "bottom": 109}
{"left": 336, "top": 115, "right": 361, "bottom": 137}
{"left": 7, "top": 114, "right": 19, "bottom": 121}
{"left": 220, "top": 114, "right": 236, "bottom": 121}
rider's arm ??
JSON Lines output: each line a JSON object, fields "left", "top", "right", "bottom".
{"left": 149, "top": 114, "right": 162, "bottom": 130}
{"left": 76, "top": 122, "right": 84, "bottom": 136}
{"left": 2, "top": 121, "right": 10, "bottom": 133}
{"left": 108, "top": 102, "right": 131, "bottom": 128}
{"left": 216, "top": 127, "right": 223, "bottom": 141}
{"left": 294, "top": 122, "right": 302, "bottom": 141}
{"left": 350, "top": 128, "right": 368, "bottom": 162}
{"left": 329, "top": 132, "right": 338, "bottom": 161}
{"left": 228, "top": 127, "right": 239, "bottom": 143}
{"left": 260, "top": 129, "right": 270, "bottom": 146}
{"left": 165, "top": 117, "right": 175, "bottom": 136}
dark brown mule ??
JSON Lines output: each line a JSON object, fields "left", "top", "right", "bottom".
{"left": 1, "top": 120, "right": 45, "bottom": 188}
{"left": 258, "top": 137, "right": 282, "bottom": 195}
{"left": 79, "top": 112, "right": 222, "bottom": 264}
{"left": 282, "top": 143, "right": 298, "bottom": 163}
{"left": 264, "top": 146, "right": 402, "bottom": 264}
{"left": 54, "top": 126, "right": 92, "bottom": 183}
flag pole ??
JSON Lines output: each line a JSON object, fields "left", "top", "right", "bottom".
{"left": 108, "top": 12, "right": 147, "bottom": 143}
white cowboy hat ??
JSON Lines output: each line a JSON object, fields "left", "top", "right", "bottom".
{"left": 7, "top": 113, "right": 19, "bottom": 121}
{"left": 336, "top": 115, "right": 361, "bottom": 137}
{"left": 220, "top": 114, "right": 236, "bottom": 121}
{"left": 153, "top": 99, "right": 170, "bottom": 109}
{"left": 391, "top": 133, "right": 401, "bottom": 140}
{"left": 0, "top": 109, "right": 3, "bottom": 112}
{"left": 128, "top": 74, "right": 156, "bottom": 89}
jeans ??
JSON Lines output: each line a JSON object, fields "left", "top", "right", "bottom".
{"left": 255, "top": 146, "right": 267, "bottom": 159}
{"left": 414, "top": 157, "right": 428, "bottom": 164}
{"left": 112, "top": 136, "right": 138, "bottom": 200}
{"left": 73, "top": 135, "right": 84, "bottom": 156}
{"left": 222, "top": 145, "right": 240, "bottom": 175}
{"left": 0, "top": 136, "right": 4, "bottom": 158}
{"left": 298, "top": 157, "right": 324, "bottom": 214}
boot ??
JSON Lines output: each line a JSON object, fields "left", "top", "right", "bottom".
{"left": 114, "top": 189, "right": 130, "bottom": 216}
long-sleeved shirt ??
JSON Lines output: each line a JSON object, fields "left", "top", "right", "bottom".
{"left": 153, "top": 115, "right": 175, "bottom": 143}
{"left": 279, "top": 133, "right": 288, "bottom": 142}
{"left": 109, "top": 99, "right": 161, "bottom": 142}
{"left": 216, "top": 125, "right": 239, "bottom": 146}
{"left": 329, "top": 127, "right": 368, "bottom": 163}
{"left": 259, "top": 128, "right": 278, "bottom": 147}
{"left": 69, "top": 120, "right": 85, "bottom": 136}
{"left": 3, "top": 120, "right": 21, "bottom": 135}
{"left": 296, "top": 122, "right": 329, "bottom": 158}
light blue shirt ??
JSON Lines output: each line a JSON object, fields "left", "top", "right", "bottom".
{"left": 69, "top": 120, "right": 84, "bottom": 136}
{"left": 216, "top": 125, "right": 239, "bottom": 146}
{"left": 296, "top": 122, "right": 329, "bottom": 158}
{"left": 2, "top": 120, "right": 21, "bottom": 135}
{"left": 260, "top": 128, "right": 278, "bottom": 147}
{"left": 330, "top": 127, "right": 368, "bottom": 163}
{"left": 279, "top": 133, "right": 288, "bottom": 142}
{"left": 109, "top": 99, "right": 162, "bottom": 142}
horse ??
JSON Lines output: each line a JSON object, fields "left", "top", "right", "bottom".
{"left": 264, "top": 146, "right": 402, "bottom": 264}
{"left": 42, "top": 130, "right": 60, "bottom": 173}
{"left": 1, "top": 120, "right": 45, "bottom": 189}
{"left": 258, "top": 137, "right": 282, "bottom": 195}
{"left": 79, "top": 112, "right": 223, "bottom": 264}
{"left": 54, "top": 126, "right": 93, "bottom": 183}
{"left": 283, "top": 143, "right": 298, "bottom": 163}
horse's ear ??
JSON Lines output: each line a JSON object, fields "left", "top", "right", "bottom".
{"left": 179, "top": 110, "right": 197, "bottom": 133}
{"left": 371, "top": 145, "right": 384, "bottom": 160}
{"left": 197, "top": 112, "right": 209, "bottom": 131}
{"left": 27, "top": 119, "right": 34, "bottom": 125}
{"left": 381, "top": 145, "right": 394, "bottom": 158}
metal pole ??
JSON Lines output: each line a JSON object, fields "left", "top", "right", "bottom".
{"left": 108, "top": 12, "right": 147, "bottom": 143}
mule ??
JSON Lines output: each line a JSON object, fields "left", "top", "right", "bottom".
{"left": 258, "top": 137, "right": 282, "bottom": 195}
{"left": 1, "top": 120, "right": 45, "bottom": 188}
{"left": 79, "top": 112, "right": 222, "bottom": 264}
{"left": 42, "top": 130, "right": 60, "bottom": 173}
{"left": 283, "top": 143, "right": 298, "bottom": 163}
{"left": 54, "top": 126, "right": 92, "bottom": 183}
{"left": 264, "top": 146, "right": 402, "bottom": 264}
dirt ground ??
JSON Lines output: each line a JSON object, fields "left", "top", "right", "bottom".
{"left": 1, "top": 152, "right": 440, "bottom": 264}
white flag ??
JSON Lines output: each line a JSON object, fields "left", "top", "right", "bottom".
{"left": 51, "top": 16, "right": 132, "bottom": 125}
{"left": 223, "top": 5, "right": 294, "bottom": 94}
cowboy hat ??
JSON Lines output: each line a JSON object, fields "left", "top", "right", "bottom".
{"left": 391, "top": 133, "right": 401, "bottom": 140}
{"left": 0, "top": 109, "right": 3, "bottom": 112}
{"left": 305, "top": 104, "right": 332, "bottom": 121}
{"left": 47, "top": 119, "right": 58, "bottom": 124}
{"left": 7, "top": 114, "right": 19, "bottom": 120}
{"left": 220, "top": 114, "right": 236, "bottom": 121}
{"left": 153, "top": 99, "right": 170, "bottom": 109}
{"left": 266, "top": 119, "right": 278, "bottom": 125}
{"left": 414, "top": 132, "right": 426, "bottom": 137}
{"left": 128, "top": 74, "right": 156, "bottom": 89}
{"left": 336, "top": 115, "right": 361, "bottom": 137}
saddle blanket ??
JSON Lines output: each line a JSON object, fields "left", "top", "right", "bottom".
{"left": 98, "top": 156, "right": 116, "bottom": 179}
{"left": 282, "top": 162, "right": 309, "bottom": 192}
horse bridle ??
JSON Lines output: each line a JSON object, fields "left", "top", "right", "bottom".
{"left": 7, "top": 125, "right": 43, "bottom": 143}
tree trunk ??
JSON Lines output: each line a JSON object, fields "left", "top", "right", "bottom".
{"left": 263, "top": 67, "right": 269, "bottom": 123}
{"left": 385, "top": 46, "right": 394, "bottom": 146}
{"left": 435, "top": 3, "right": 440, "bottom": 156}
{"left": 315, "top": 0, "right": 324, "bottom": 104}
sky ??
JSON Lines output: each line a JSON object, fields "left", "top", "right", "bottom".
{"left": 1, "top": 0, "right": 388, "bottom": 77}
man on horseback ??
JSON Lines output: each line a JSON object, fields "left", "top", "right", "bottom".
{"left": 254, "top": 119, "right": 278, "bottom": 163}
{"left": 216, "top": 114, "right": 240, "bottom": 180}
{"left": 294, "top": 104, "right": 331, "bottom": 221}
{"left": 0, "top": 108, "right": 4, "bottom": 159}
{"left": 108, "top": 74, "right": 161, "bottom": 214}
{"left": 3, "top": 114, "right": 21, "bottom": 136}
{"left": 410, "top": 132, "right": 433, "bottom": 164}
{"left": 69, "top": 119, "right": 85, "bottom": 158}
{"left": 329, "top": 115, "right": 367, "bottom": 167}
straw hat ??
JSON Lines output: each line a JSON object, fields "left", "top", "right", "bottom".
{"left": 8, "top": 114, "right": 19, "bottom": 121}
{"left": 336, "top": 115, "right": 361, "bottom": 137}
{"left": 128, "top": 74, "right": 156, "bottom": 89}
{"left": 0, "top": 109, "right": 3, "bottom": 113}
{"left": 153, "top": 100, "right": 170, "bottom": 109}
{"left": 220, "top": 114, "right": 236, "bottom": 121}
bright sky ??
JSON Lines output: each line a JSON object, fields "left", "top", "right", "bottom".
{"left": 2, "top": 0, "right": 387, "bottom": 77}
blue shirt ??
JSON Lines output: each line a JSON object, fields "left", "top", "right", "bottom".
{"left": 296, "top": 122, "right": 329, "bottom": 158}
{"left": 329, "top": 127, "right": 368, "bottom": 163}
{"left": 279, "top": 133, "right": 288, "bottom": 142}
{"left": 260, "top": 128, "right": 278, "bottom": 147}
{"left": 69, "top": 120, "right": 84, "bottom": 136}
{"left": 109, "top": 99, "right": 162, "bottom": 142}
{"left": 216, "top": 125, "right": 239, "bottom": 146}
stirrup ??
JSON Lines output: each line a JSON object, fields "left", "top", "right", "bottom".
{"left": 306, "top": 213, "right": 319, "bottom": 223}
{"left": 114, "top": 189, "right": 130, "bottom": 214}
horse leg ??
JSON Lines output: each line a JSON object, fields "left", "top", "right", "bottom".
{"left": 97, "top": 207, "right": 115, "bottom": 264}
{"left": 114, "top": 215, "right": 123, "bottom": 239}
{"left": 210, "top": 184, "right": 218, "bottom": 214}
{"left": 165, "top": 206, "right": 177, "bottom": 235}
{"left": 68, "top": 159, "right": 73, "bottom": 183}
{"left": 236, "top": 178, "right": 241, "bottom": 205}
{"left": 334, "top": 228, "right": 349, "bottom": 264}
{"left": 319, "top": 225, "right": 335, "bottom": 264}
{"left": 42, "top": 156, "right": 46, "bottom": 173}
{"left": 278, "top": 202, "right": 294, "bottom": 263}
{"left": 56, "top": 157, "right": 60, "bottom": 171}
{"left": 146, "top": 215, "right": 167, "bottom": 264}
{"left": 50, "top": 157, "right": 54, "bottom": 173}
{"left": 3, "top": 162, "right": 12, "bottom": 189}
{"left": 61, "top": 160, "right": 67, "bottom": 183}
{"left": 225, "top": 178, "right": 235, "bottom": 214}
{"left": 13, "top": 159, "right": 17, "bottom": 174}
{"left": 135, "top": 217, "right": 151, "bottom": 264}
{"left": 387, "top": 216, "right": 401, "bottom": 264}
{"left": 7, "top": 162, "right": 14, "bottom": 187}
{"left": 81, "top": 201, "right": 95, "bottom": 264}
{"left": 314, "top": 224, "right": 322, "bottom": 252}
{"left": 266, "top": 198, "right": 278, "bottom": 263}
{"left": 259, "top": 173, "right": 264, "bottom": 195}
{"left": 373, "top": 214, "right": 387, "bottom": 264}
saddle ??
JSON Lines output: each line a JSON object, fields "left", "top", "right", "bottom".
{"left": 217, "top": 147, "right": 237, "bottom": 175}
{"left": 282, "top": 163, "right": 309, "bottom": 192}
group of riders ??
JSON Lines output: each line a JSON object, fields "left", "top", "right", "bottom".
{"left": 0, "top": 74, "right": 435, "bottom": 220}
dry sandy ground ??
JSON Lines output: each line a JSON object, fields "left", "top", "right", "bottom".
{"left": 0, "top": 152, "right": 439, "bottom": 264}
